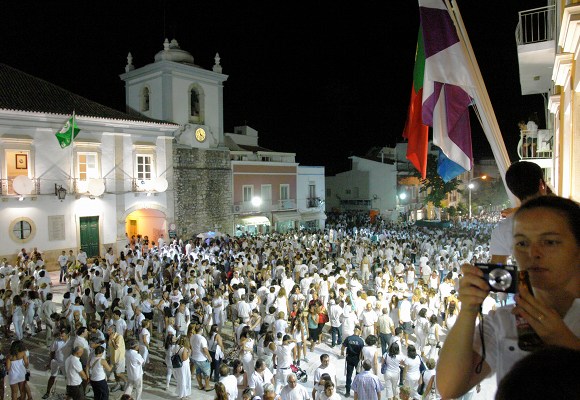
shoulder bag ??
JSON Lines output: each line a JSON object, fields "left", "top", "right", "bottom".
{"left": 171, "top": 346, "right": 183, "bottom": 368}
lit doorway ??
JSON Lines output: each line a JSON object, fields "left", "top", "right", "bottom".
{"left": 124, "top": 209, "right": 166, "bottom": 249}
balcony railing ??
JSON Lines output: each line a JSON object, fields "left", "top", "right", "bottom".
{"left": 518, "top": 129, "right": 553, "bottom": 159}
{"left": 515, "top": 4, "right": 556, "bottom": 46}
{"left": 307, "top": 197, "right": 323, "bottom": 208}
{"left": 1, "top": 177, "right": 40, "bottom": 196}
{"left": 233, "top": 198, "right": 296, "bottom": 213}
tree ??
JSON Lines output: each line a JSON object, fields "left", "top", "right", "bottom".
{"left": 412, "top": 153, "right": 461, "bottom": 209}
{"left": 470, "top": 177, "right": 509, "bottom": 212}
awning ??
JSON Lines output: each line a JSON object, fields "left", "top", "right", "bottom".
{"left": 272, "top": 211, "right": 301, "bottom": 223}
{"left": 238, "top": 216, "right": 271, "bottom": 226}
{"left": 300, "top": 211, "right": 327, "bottom": 221}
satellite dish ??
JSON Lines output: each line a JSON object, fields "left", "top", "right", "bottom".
{"left": 153, "top": 177, "right": 168, "bottom": 192}
{"left": 87, "top": 178, "right": 105, "bottom": 196}
{"left": 13, "top": 176, "right": 34, "bottom": 195}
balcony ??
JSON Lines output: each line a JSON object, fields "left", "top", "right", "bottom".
{"left": 1, "top": 177, "right": 40, "bottom": 196}
{"left": 307, "top": 197, "right": 323, "bottom": 208}
{"left": 233, "top": 198, "right": 296, "bottom": 213}
{"left": 515, "top": 4, "right": 556, "bottom": 95}
{"left": 518, "top": 129, "right": 553, "bottom": 160}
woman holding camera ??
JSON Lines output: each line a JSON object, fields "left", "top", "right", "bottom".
{"left": 436, "top": 196, "right": 580, "bottom": 398}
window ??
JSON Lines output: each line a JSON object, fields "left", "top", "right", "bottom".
{"left": 9, "top": 217, "right": 36, "bottom": 243}
{"left": 136, "top": 155, "right": 153, "bottom": 180}
{"left": 13, "top": 220, "right": 31, "bottom": 240}
{"left": 78, "top": 153, "right": 98, "bottom": 181}
{"left": 141, "top": 87, "right": 150, "bottom": 112}
{"left": 190, "top": 90, "right": 200, "bottom": 117}
{"left": 243, "top": 185, "right": 253, "bottom": 202}
{"left": 309, "top": 184, "right": 316, "bottom": 199}
{"left": 4, "top": 149, "right": 31, "bottom": 195}
{"left": 76, "top": 152, "right": 99, "bottom": 193}
{"left": 280, "top": 184, "right": 289, "bottom": 200}
{"left": 261, "top": 156, "right": 271, "bottom": 162}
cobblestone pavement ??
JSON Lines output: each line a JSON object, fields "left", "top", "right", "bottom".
{"left": 3, "top": 272, "right": 497, "bottom": 400}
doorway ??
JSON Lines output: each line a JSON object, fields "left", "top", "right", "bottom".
{"left": 80, "top": 216, "right": 100, "bottom": 258}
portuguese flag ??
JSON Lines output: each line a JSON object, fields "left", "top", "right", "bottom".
{"left": 402, "top": 27, "right": 429, "bottom": 179}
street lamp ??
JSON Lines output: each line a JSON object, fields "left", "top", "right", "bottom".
{"left": 468, "top": 175, "right": 487, "bottom": 219}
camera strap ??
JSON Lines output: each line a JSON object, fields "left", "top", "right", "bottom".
{"left": 475, "top": 305, "right": 486, "bottom": 374}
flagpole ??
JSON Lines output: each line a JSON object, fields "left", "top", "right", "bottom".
{"left": 70, "top": 111, "right": 75, "bottom": 194}
{"left": 444, "top": 0, "right": 517, "bottom": 207}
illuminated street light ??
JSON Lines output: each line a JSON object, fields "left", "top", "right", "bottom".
{"left": 251, "top": 196, "right": 262, "bottom": 207}
{"left": 468, "top": 175, "right": 487, "bottom": 219}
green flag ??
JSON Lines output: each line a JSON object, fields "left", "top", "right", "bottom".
{"left": 55, "top": 116, "right": 80, "bottom": 148}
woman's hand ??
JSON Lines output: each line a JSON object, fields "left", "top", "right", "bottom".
{"left": 457, "top": 264, "right": 490, "bottom": 315}
{"left": 513, "top": 286, "right": 580, "bottom": 350}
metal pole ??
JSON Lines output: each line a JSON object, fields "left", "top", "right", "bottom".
{"left": 469, "top": 186, "right": 472, "bottom": 219}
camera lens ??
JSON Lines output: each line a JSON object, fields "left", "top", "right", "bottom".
{"left": 488, "top": 268, "right": 513, "bottom": 291}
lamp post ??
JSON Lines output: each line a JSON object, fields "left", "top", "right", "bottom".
{"left": 468, "top": 175, "right": 487, "bottom": 219}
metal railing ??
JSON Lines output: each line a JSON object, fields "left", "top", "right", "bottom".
{"left": 233, "top": 198, "right": 297, "bottom": 213}
{"left": 515, "top": 4, "right": 556, "bottom": 45}
{"left": 517, "top": 129, "right": 553, "bottom": 159}
{"left": 1, "top": 177, "right": 40, "bottom": 196}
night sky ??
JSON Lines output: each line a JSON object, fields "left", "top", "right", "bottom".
{"left": 2, "top": 0, "right": 546, "bottom": 175}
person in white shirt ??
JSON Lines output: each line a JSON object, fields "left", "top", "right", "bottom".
{"left": 64, "top": 346, "right": 88, "bottom": 400}
{"left": 58, "top": 251, "right": 69, "bottom": 283}
{"left": 43, "top": 328, "right": 73, "bottom": 399}
{"left": 124, "top": 340, "right": 144, "bottom": 400}
{"left": 77, "top": 249, "right": 88, "bottom": 266}
{"left": 88, "top": 345, "right": 112, "bottom": 400}
{"left": 398, "top": 295, "right": 413, "bottom": 347}
{"left": 359, "top": 303, "right": 378, "bottom": 340}
{"left": 248, "top": 358, "right": 274, "bottom": 398}
{"left": 328, "top": 299, "right": 343, "bottom": 348}
{"left": 280, "top": 372, "right": 311, "bottom": 400}
{"left": 273, "top": 335, "right": 297, "bottom": 394}
{"left": 219, "top": 363, "right": 238, "bottom": 400}
{"left": 94, "top": 286, "right": 109, "bottom": 321}
{"left": 190, "top": 324, "right": 212, "bottom": 391}
{"left": 313, "top": 353, "right": 337, "bottom": 387}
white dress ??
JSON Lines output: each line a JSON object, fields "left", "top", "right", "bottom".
{"left": 173, "top": 347, "right": 191, "bottom": 398}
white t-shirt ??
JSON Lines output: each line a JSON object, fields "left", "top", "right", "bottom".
{"left": 65, "top": 355, "right": 83, "bottom": 386}
{"left": 489, "top": 216, "right": 513, "bottom": 258}
{"left": 280, "top": 383, "right": 311, "bottom": 400}
{"left": 219, "top": 374, "right": 238, "bottom": 400}
{"left": 474, "top": 299, "right": 580, "bottom": 384}
{"left": 248, "top": 368, "right": 274, "bottom": 396}
{"left": 125, "top": 349, "right": 144, "bottom": 380}
{"left": 190, "top": 334, "right": 209, "bottom": 362}
{"left": 399, "top": 300, "right": 412, "bottom": 323}
{"left": 276, "top": 342, "right": 296, "bottom": 369}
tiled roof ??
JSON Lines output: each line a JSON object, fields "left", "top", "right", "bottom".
{"left": 0, "top": 63, "right": 169, "bottom": 124}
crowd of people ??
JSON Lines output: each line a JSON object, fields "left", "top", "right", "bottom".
{"left": 0, "top": 190, "right": 577, "bottom": 400}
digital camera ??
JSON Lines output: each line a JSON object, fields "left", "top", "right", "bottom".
{"left": 474, "top": 263, "right": 518, "bottom": 293}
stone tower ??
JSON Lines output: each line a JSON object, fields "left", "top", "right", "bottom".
{"left": 120, "top": 39, "right": 233, "bottom": 237}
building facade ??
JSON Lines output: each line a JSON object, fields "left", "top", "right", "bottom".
{"left": 0, "top": 63, "right": 178, "bottom": 265}
{"left": 517, "top": 1, "right": 579, "bottom": 200}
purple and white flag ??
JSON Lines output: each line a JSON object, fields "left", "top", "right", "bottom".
{"left": 419, "top": 0, "right": 475, "bottom": 181}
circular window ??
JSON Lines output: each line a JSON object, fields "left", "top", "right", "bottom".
{"left": 9, "top": 217, "right": 36, "bottom": 243}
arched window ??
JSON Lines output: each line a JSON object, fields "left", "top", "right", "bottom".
{"left": 188, "top": 84, "right": 204, "bottom": 123}
{"left": 141, "top": 87, "right": 150, "bottom": 112}
{"left": 190, "top": 89, "right": 200, "bottom": 118}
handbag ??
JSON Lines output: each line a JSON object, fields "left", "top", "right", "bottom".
{"left": 171, "top": 347, "right": 183, "bottom": 368}
{"left": 380, "top": 356, "right": 388, "bottom": 374}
